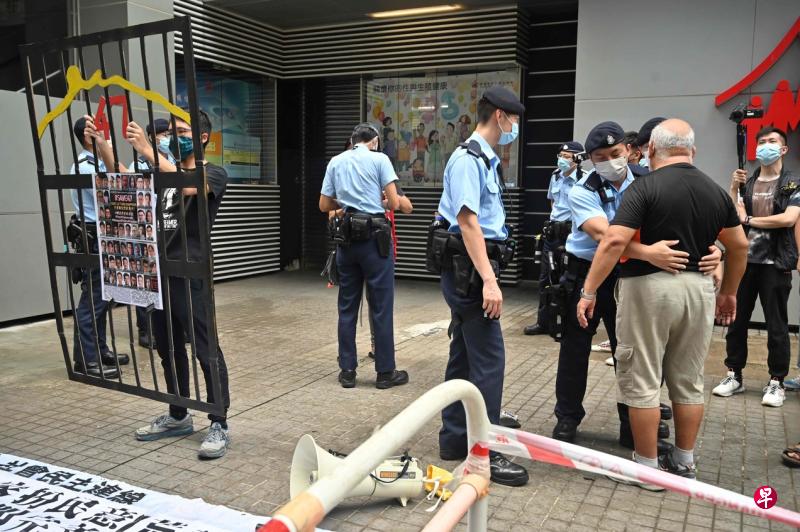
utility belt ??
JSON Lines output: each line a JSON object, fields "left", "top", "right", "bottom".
{"left": 426, "top": 226, "right": 516, "bottom": 298}
{"left": 329, "top": 211, "right": 392, "bottom": 258}
{"left": 540, "top": 252, "right": 590, "bottom": 341}
{"left": 66, "top": 216, "right": 98, "bottom": 284}
{"left": 542, "top": 219, "right": 572, "bottom": 243}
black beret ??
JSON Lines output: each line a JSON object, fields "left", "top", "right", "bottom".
{"left": 73, "top": 117, "right": 87, "bottom": 143}
{"left": 146, "top": 118, "right": 170, "bottom": 135}
{"left": 482, "top": 86, "right": 525, "bottom": 116}
{"left": 558, "top": 141, "right": 584, "bottom": 153}
{"left": 636, "top": 117, "right": 667, "bottom": 147}
{"left": 585, "top": 121, "right": 626, "bottom": 154}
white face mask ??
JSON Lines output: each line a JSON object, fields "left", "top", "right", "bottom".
{"left": 593, "top": 156, "right": 628, "bottom": 182}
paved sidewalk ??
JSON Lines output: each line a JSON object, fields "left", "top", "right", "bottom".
{"left": 0, "top": 272, "right": 798, "bottom": 531}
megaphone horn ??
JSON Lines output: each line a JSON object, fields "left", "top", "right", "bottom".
{"left": 290, "top": 434, "right": 424, "bottom": 507}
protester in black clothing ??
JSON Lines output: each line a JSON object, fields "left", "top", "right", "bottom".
{"left": 87, "top": 110, "right": 232, "bottom": 459}
{"left": 713, "top": 127, "right": 800, "bottom": 408}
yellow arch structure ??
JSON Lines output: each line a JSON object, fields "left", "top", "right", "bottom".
{"left": 37, "top": 65, "right": 190, "bottom": 138}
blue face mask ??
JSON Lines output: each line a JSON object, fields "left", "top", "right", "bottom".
{"left": 158, "top": 136, "right": 171, "bottom": 155}
{"left": 497, "top": 112, "right": 518, "bottom": 145}
{"left": 169, "top": 135, "right": 195, "bottom": 161}
{"left": 639, "top": 154, "right": 649, "bottom": 168}
{"left": 756, "top": 143, "right": 782, "bottom": 165}
{"left": 557, "top": 156, "right": 573, "bottom": 174}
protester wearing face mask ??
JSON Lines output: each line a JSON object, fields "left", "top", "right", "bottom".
{"left": 524, "top": 141, "right": 584, "bottom": 337}
{"left": 434, "top": 86, "right": 530, "bottom": 487}
{"left": 93, "top": 110, "right": 233, "bottom": 459}
{"left": 713, "top": 127, "right": 800, "bottom": 407}
{"left": 551, "top": 121, "right": 722, "bottom": 449}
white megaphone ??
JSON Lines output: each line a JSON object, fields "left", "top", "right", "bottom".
{"left": 290, "top": 434, "right": 424, "bottom": 507}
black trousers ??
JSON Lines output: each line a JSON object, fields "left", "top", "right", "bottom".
{"left": 554, "top": 266, "right": 623, "bottom": 425}
{"left": 152, "top": 277, "right": 230, "bottom": 424}
{"left": 725, "top": 263, "right": 792, "bottom": 378}
{"left": 439, "top": 270, "right": 505, "bottom": 455}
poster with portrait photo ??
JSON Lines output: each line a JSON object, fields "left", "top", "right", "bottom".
{"left": 93, "top": 172, "right": 163, "bottom": 310}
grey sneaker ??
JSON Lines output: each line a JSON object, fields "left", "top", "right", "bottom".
{"left": 659, "top": 451, "right": 696, "bottom": 479}
{"left": 135, "top": 413, "right": 193, "bottom": 441}
{"left": 198, "top": 422, "right": 230, "bottom": 459}
{"left": 604, "top": 453, "right": 665, "bottom": 492}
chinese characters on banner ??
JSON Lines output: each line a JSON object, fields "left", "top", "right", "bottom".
{"left": 93, "top": 173, "right": 163, "bottom": 310}
{"left": 365, "top": 69, "right": 521, "bottom": 187}
{"left": 0, "top": 453, "right": 272, "bottom": 531}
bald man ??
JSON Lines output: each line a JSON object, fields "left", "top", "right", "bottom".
{"left": 577, "top": 119, "right": 749, "bottom": 488}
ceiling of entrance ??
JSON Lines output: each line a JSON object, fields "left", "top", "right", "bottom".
{"left": 204, "top": 0, "right": 523, "bottom": 29}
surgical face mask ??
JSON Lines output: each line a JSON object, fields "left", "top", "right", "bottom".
{"left": 756, "top": 143, "right": 782, "bottom": 165}
{"left": 593, "top": 156, "right": 628, "bottom": 182}
{"left": 497, "top": 112, "right": 518, "bottom": 145}
{"left": 169, "top": 135, "right": 195, "bottom": 161}
{"left": 158, "top": 136, "right": 171, "bottom": 155}
{"left": 557, "top": 156, "right": 573, "bottom": 174}
{"left": 639, "top": 153, "right": 649, "bottom": 168}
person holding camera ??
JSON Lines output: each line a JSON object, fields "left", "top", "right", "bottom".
{"left": 714, "top": 127, "right": 800, "bottom": 407}
{"left": 319, "top": 123, "right": 408, "bottom": 390}
{"left": 523, "top": 141, "right": 584, "bottom": 337}
{"left": 69, "top": 117, "right": 130, "bottom": 379}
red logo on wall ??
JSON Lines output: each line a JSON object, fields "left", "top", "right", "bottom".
{"left": 716, "top": 17, "right": 800, "bottom": 161}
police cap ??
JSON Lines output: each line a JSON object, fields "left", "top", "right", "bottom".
{"left": 636, "top": 117, "right": 667, "bottom": 147}
{"left": 584, "top": 121, "right": 626, "bottom": 154}
{"left": 146, "top": 118, "right": 170, "bottom": 136}
{"left": 559, "top": 141, "right": 584, "bottom": 153}
{"left": 482, "top": 86, "right": 525, "bottom": 116}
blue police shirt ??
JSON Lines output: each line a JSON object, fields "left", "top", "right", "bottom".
{"left": 438, "top": 132, "right": 507, "bottom": 240}
{"left": 321, "top": 144, "right": 398, "bottom": 214}
{"left": 565, "top": 167, "right": 635, "bottom": 261}
{"left": 548, "top": 167, "right": 579, "bottom": 222}
{"left": 70, "top": 149, "right": 106, "bottom": 223}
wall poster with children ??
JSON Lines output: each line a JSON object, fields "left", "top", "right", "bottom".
{"left": 365, "top": 68, "right": 521, "bottom": 187}
{"left": 93, "top": 173, "right": 163, "bottom": 310}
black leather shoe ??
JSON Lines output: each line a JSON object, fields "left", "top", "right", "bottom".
{"left": 101, "top": 352, "right": 130, "bottom": 366}
{"left": 553, "top": 420, "right": 577, "bottom": 442}
{"left": 74, "top": 361, "right": 119, "bottom": 379}
{"left": 138, "top": 332, "right": 155, "bottom": 349}
{"left": 660, "top": 403, "right": 673, "bottom": 420}
{"left": 376, "top": 369, "right": 409, "bottom": 389}
{"left": 439, "top": 448, "right": 467, "bottom": 461}
{"left": 338, "top": 370, "right": 356, "bottom": 388}
{"left": 658, "top": 420, "right": 670, "bottom": 439}
{"left": 499, "top": 410, "right": 521, "bottom": 429}
{"left": 523, "top": 324, "right": 547, "bottom": 336}
{"left": 490, "top": 452, "right": 529, "bottom": 487}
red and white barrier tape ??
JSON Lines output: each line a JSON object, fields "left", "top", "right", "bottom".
{"left": 487, "top": 425, "right": 800, "bottom": 528}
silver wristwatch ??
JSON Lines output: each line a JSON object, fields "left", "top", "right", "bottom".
{"left": 580, "top": 288, "right": 596, "bottom": 301}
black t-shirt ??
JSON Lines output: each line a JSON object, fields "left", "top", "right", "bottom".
{"left": 612, "top": 162, "right": 740, "bottom": 278}
{"left": 162, "top": 163, "right": 228, "bottom": 261}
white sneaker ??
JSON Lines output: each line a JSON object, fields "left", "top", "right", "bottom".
{"left": 198, "top": 422, "right": 230, "bottom": 459}
{"left": 761, "top": 380, "right": 785, "bottom": 407}
{"left": 712, "top": 371, "right": 745, "bottom": 397}
{"left": 604, "top": 356, "right": 614, "bottom": 366}
{"left": 592, "top": 340, "right": 612, "bottom": 353}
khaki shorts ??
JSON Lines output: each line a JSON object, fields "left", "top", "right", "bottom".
{"left": 614, "top": 271, "right": 716, "bottom": 408}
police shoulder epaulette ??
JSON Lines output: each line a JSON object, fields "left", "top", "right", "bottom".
{"left": 582, "top": 171, "right": 603, "bottom": 192}
{"left": 551, "top": 168, "right": 560, "bottom": 177}
{"left": 77, "top": 155, "right": 95, "bottom": 165}
{"left": 629, "top": 164, "right": 649, "bottom": 177}
{"left": 459, "top": 140, "right": 491, "bottom": 170}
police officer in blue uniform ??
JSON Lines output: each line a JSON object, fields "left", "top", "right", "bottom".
{"left": 551, "top": 121, "right": 670, "bottom": 446}
{"left": 634, "top": 117, "right": 667, "bottom": 170}
{"left": 551, "top": 121, "right": 720, "bottom": 448}
{"left": 436, "top": 86, "right": 528, "bottom": 487}
{"left": 524, "top": 141, "right": 584, "bottom": 336}
{"left": 320, "top": 123, "right": 409, "bottom": 390}
{"left": 70, "top": 117, "right": 129, "bottom": 378}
